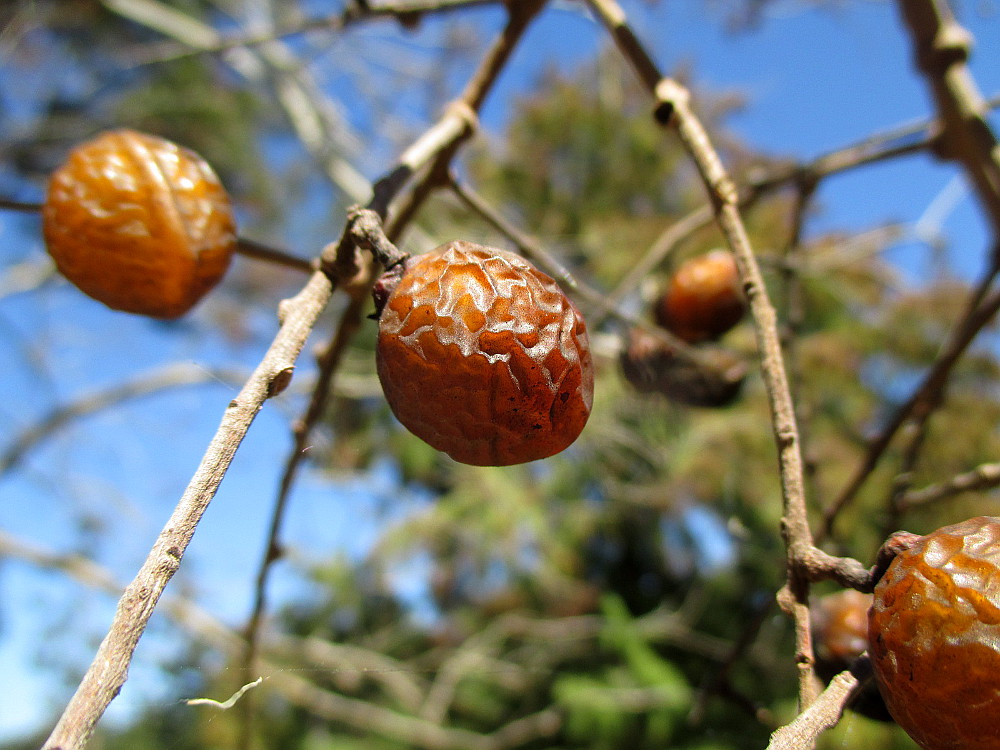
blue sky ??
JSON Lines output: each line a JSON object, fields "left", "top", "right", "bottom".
{"left": 2, "top": 0, "right": 1000, "bottom": 742}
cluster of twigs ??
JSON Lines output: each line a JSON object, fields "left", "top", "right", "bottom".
{"left": 1, "top": 0, "right": 998, "bottom": 749}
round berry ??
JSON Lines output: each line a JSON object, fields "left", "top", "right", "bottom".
{"left": 868, "top": 516, "right": 1000, "bottom": 749}
{"left": 812, "top": 590, "right": 891, "bottom": 722}
{"left": 655, "top": 250, "right": 746, "bottom": 343}
{"left": 375, "top": 241, "right": 594, "bottom": 466}
{"left": 43, "top": 129, "right": 236, "bottom": 318}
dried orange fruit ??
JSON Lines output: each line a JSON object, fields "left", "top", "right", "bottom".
{"left": 43, "top": 129, "right": 236, "bottom": 318}
{"left": 375, "top": 241, "right": 594, "bottom": 466}
{"left": 868, "top": 516, "right": 1000, "bottom": 749}
{"left": 812, "top": 590, "right": 890, "bottom": 721}
{"left": 655, "top": 250, "right": 746, "bottom": 343}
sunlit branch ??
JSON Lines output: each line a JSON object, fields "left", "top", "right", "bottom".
{"left": 236, "top": 238, "right": 315, "bottom": 274}
{"left": 586, "top": 0, "right": 819, "bottom": 708}
{"left": 237, "top": 3, "right": 547, "bottom": 747}
{"left": 124, "top": 0, "right": 505, "bottom": 67}
{"left": 765, "top": 658, "right": 871, "bottom": 750}
{"left": 897, "top": 0, "right": 1000, "bottom": 235}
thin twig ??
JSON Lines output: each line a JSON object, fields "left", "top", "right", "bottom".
{"left": 236, "top": 238, "right": 315, "bottom": 274}
{"left": 125, "top": 0, "right": 504, "bottom": 66}
{"left": 765, "top": 659, "right": 871, "bottom": 750}
{"left": 186, "top": 678, "right": 264, "bottom": 709}
{"left": 0, "top": 363, "right": 246, "bottom": 477}
{"left": 237, "top": 3, "right": 546, "bottom": 746}
{"left": 898, "top": 459, "right": 1000, "bottom": 509}
{"left": 821, "top": 261, "right": 1000, "bottom": 539}
{"left": 587, "top": 0, "right": 817, "bottom": 706}
{"left": 41, "top": 263, "right": 340, "bottom": 750}
{"left": 897, "top": 0, "right": 1000, "bottom": 234}
{"left": 0, "top": 197, "right": 43, "bottom": 212}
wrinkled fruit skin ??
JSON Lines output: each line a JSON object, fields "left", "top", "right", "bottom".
{"left": 869, "top": 516, "right": 1000, "bottom": 749}
{"left": 376, "top": 241, "right": 594, "bottom": 466}
{"left": 655, "top": 250, "right": 746, "bottom": 343}
{"left": 43, "top": 129, "right": 236, "bottom": 318}
{"left": 812, "top": 590, "right": 891, "bottom": 722}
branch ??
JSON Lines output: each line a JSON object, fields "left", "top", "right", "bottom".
{"left": 897, "top": 0, "right": 1000, "bottom": 234}
{"left": 0, "top": 362, "right": 247, "bottom": 477}
{"left": 237, "top": 2, "right": 545, "bottom": 744}
{"left": 41, "top": 265, "right": 338, "bottom": 750}
{"left": 126, "top": 0, "right": 504, "bottom": 66}
{"left": 236, "top": 238, "right": 314, "bottom": 274}
{"left": 42, "top": 0, "right": 556, "bottom": 739}
{"left": 587, "top": 0, "right": 815, "bottom": 706}
{"left": 765, "top": 659, "right": 871, "bottom": 750}
{"left": 821, "top": 265, "right": 1000, "bottom": 538}
{"left": 0, "top": 197, "right": 43, "bottom": 212}
{"left": 898, "top": 459, "right": 1000, "bottom": 509}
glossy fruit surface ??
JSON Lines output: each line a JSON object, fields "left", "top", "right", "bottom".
{"left": 812, "top": 590, "right": 891, "bottom": 722}
{"left": 376, "top": 241, "right": 594, "bottom": 466}
{"left": 43, "top": 129, "right": 236, "bottom": 318}
{"left": 655, "top": 250, "right": 746, "bottom": 343}
{"left": 869, "top": 516, "right": 1000, "bottom": 749}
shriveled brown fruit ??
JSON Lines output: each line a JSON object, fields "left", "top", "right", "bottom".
{"left": 375, "top": 241, "right": 594, "bottom": 466}
{"left": 43, "top": 129, "right": 236, "bottom": 318}
{"left": 619, "top": 327, "right": 746, "bottom": 407}
{"left": 655, "top": 250, "right": 746, "bottom": 343}
{"left": 868, "top": 516, "right": 1000, "bottom": 749}
{"left": 812, "top": 590, "right": 891, "bottom": 722}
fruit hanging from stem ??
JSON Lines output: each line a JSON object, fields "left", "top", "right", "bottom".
{"left": 655, "top": 249, "right": 746, "bottom": 343}
{"left": 375, "top": 241, "right": 594, "bottom": 466}
{"left": 43, "top": 129, "right": 236, "bottom": 318}
{"left": 811, "top": 589, "right": 891, "bottom": 722}
{"left": 868, "top": 516, "right": 1000, "bottom": 750}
